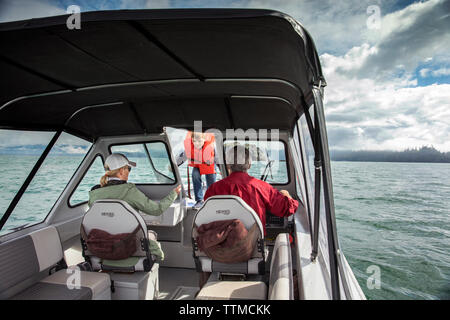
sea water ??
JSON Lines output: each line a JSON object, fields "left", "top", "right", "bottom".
{"left": 0, "top": 155, "right": 448, "bottom": 300}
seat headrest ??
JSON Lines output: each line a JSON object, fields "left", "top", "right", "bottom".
{"left": 29, "top": 226, "right": 63, "bottom": 272}
{"left": 193, "top": 195, "right": 264, "bottom": 237}
{"left": 82, "top": 200, "right": 147, "bottom": 236}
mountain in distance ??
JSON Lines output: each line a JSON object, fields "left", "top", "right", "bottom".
{"left": 0, "top": 144, "right": 90, "bottom": 155}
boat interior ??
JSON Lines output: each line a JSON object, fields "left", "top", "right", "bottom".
{"left": 0, "top": 9, "right": 366, "bottom": 300}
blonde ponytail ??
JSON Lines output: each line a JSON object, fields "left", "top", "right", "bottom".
{"left": 100, "top": 167, "right": 121, "bottom": 187}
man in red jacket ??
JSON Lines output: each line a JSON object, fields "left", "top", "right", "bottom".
{"left": 204, "top": 144, "right": 299, "bottom": 235}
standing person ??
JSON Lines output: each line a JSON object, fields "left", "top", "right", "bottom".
{"left": 204, "top": 144, "right": 299, "bottom": 235}
{"left": 176, "top": 131, "right": 218, "bottom": 207}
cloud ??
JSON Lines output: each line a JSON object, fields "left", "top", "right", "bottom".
{"left": 314, "top": 0, "right": 450, "bottom": 152}
{"left": 420, "top": 67, "right": 450, "bottom": 78}
{"left": 0, "top": 0, "right": 449, "bottom": 152}
{"left": 0, "top": 130, "right": 55, "bottom": 147}
{"left": 0, "top": 0, "right": 66, "bottom": 22}
{"left": 323, "top": 47, "right": 450, "bottom": 151}
{"left": 57, "top": 145, "right": 89, "bottom": 154}
{"left": 356, "top": 0, "right": 450, "bottom": 79}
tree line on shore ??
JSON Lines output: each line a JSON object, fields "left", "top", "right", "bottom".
{"left": 330, "top": 146, "right": 450, "bottom": 163}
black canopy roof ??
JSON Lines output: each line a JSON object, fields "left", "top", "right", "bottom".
{"left": 0, "top": 9, "right": 325, "bottom": 140}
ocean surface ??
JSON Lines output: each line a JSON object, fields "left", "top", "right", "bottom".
{"left": 0, "top": 155, "right": 449, "bottom": 300}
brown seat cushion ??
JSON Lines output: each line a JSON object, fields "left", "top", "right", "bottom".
{"left": 86, "top": 227, "right": 139, "bottom": 260}
{"left": 200, "top": 222, "right": 259, "bottom": 264}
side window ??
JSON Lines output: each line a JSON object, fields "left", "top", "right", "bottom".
{"left": 110, "top": 142, "right": 175, "bottom": 184}
{"left": 0, "top": 130, "right": 54, "bottom": 221}
{"left": 299, "top": 107, "right": 315, "bottom": 212}
{"left": 145, "top": 142, "right": 175, "bottom": 181}
{"left": 223, "top": 140, "right": 289, "bottom": 185}
{"left": 69, "top": 156, "right": 104, "bottom": 206}
{"left": 0, "top": 132, "right": 91, "bottom": 236}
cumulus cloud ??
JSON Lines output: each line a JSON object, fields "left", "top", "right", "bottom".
{"left": 0, "top": 0, "right": 65, "bottom": 22}
{"left": 0, "top": 0, "right": 449, "bottom": 152}
{"left": 57, "top": 145, "right": 89, "bottom": 154}
{"left": 318, "top": 0, "right": 450, "bottom": 152}
{"left": 420, "top": 67, "right": 450, "bottom": 78}
{"left": 356, "top": 0, "right": 450, "bottom": 79}
{"left": 322, "top": 49, "right": 450, "bottom": 151}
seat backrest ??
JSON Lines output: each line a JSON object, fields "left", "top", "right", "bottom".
{"left": 0, "top": 226, "right": 65, "bottom": 299}
{"left": 193, "top": 195, "right": 264, "bottom": 236}
{"left": 191, "top": 195, "right": 265, "bottom": 274}
{"left": 269, "top": 233, "right": 294, "bottom": 300}
{"left": 81, "top": 200, "right": 153, "bottom": 272}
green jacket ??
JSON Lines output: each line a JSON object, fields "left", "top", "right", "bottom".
{"left": 88, "top": 182, "right": 178, "bottom": 216}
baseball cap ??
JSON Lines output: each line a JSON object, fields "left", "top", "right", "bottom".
{"left": 104, "top": 153, "right": 136, "bottom": 171}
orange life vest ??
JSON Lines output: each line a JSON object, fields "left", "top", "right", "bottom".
{"left": 184, "top": 132, "right": 216, "bottom": 175}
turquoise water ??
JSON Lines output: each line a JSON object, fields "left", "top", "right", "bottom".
{"left": 0, "top": 155, "right": 448, "bottom": 300}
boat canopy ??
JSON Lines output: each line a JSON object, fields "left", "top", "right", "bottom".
{"left": 0, "top": 9, "right": 325, "bottom": 140}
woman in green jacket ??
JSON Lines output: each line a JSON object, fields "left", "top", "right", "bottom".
{"left": 88, "top": 153, "right": 181, "bottom": 214}
{"left": 88, "top": 153, "right": 181, "bottom": 262}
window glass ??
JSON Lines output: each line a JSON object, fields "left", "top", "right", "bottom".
{"left": 299, "top": 108, "right": 316, "bottom": 213}
{"left": 299, "top": 104, "right": 332, "bottom": 278}
{"left": 0, "top": 132, "right": 91, "bottom": 236}
{"left": 110, "top": 142, "right": 175, "bottom": 184}
{"left": 0, "top": 130, "right": 55, "bottom": 223}
{"left": 69, "top": 156, "right": 104, "bottom": 206}
{"left": 292, "top": 125, "right": 307, "bottom": 201}
{"left": 166, "top": 128, "right": 223, "bottom": 193}
{"left": 223, "top": 140, "right": 288, "bottom": 184}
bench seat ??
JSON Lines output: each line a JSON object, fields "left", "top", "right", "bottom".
{"left": 11, "top": 269, "right": 111, "bottom": 300}
{"left": 0, "top": 226, "right": 111, "bottom": 300}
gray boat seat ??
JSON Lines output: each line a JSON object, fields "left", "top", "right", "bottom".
{"left": 196, "top": 280, "right": 267, "bottom": 300}
{"left": 268, "top": 233, "right": 294, "bottom": 300}
{"left": 0, "top": 226, "right": 111, "bottom": 300}
{"left": 81, "top": 200, "right": 157, "bottom": 273}
{"left": 192, "top": 195, "right": 266, "bottom": 275}
{"left": 196, "top": 233, "right": 294, "bottom": 300}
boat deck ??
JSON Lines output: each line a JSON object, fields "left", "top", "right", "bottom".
{"left": 158, "top": 267, "right": 200, "bottom": 300}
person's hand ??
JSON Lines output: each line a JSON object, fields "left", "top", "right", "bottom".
{"left": 174, "top": 185, "right": 182, "bottom": 195}
{"left": 280, "top": 190, "right": 292, "bottom": 199}
{"left": 167, "top": 164, "right": 173, "bottom": 172}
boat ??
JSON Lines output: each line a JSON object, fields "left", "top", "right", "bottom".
{"left": 0, "top": 9, "right": 366, "bottom": 300}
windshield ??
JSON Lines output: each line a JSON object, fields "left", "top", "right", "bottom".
{"left": 223, "top": 140, "right": 289, "bottom": 185}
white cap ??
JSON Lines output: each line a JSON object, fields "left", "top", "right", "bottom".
{"left": 104, "top": 153, "right": 136, "bottom": 171}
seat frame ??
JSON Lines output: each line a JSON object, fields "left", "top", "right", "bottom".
{"left": 191, "top": 195, "right": 266, "bottom": 276}
{"left": 80, "top": 199, "right": 155, "bottom": 273}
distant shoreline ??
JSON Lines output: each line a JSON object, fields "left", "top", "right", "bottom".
{"left": 331, "top": 159, "right": 450, "bottom": 164}
{"left": 1, "top": 145, "right": 450, "bottom": 163}
{"left": 330, "top": 146, "right": 450, "bottom": 164}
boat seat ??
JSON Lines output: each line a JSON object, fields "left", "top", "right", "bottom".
{"left": 192, "top": 195, "right": 266, "bottom": 275}
{"left": 81, "top": 199, "right": 157, "bottom": 273}
{"left": 196, "top": 233, "right": 294, "bottom": 300}
{"left": 268, "top": 233, "right": 294, "bottom": 300}
{"left": 0, "top": 226, "right": 111, "bottom": 300}
{"left": 196, "top": 280, "right": 267, "bottom": 300}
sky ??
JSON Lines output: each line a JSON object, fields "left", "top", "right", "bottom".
{"left": 0, "top": 0, "right": 449, "bottom": 152}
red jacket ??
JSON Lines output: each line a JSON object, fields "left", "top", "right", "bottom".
{"left": 204, "top": 171, "right": 299, "bottom": 234}
{"left": 184, "top": 132, "right": 216, "bottom": 175}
